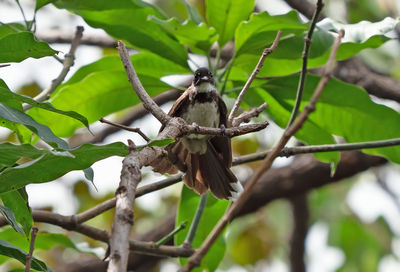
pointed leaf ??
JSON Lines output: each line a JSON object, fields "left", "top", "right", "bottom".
{"left": 0, "top": 238, "right": 51, "bottom": 271}
{"left": 0, "top": 80, "right": 89, "bottom": 130}
{"left": 0, "top": 32, "right": 57, "bottom": 63}
{"left": 0, "top": 104, "right": 68, "bottom": 149}
{"left": 0, "top": 142, "right": 129, "bottom": 193}
{"left": 0, "top": 206, "right": 24, "bottom": 236}
{"left": 0, "top": 190, "right": 32, "bottom": 237}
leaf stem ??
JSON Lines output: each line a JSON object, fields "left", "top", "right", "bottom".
{"left": 156, "top": 221, "right": 188, "bottom": 247}
{"left": 183, "top": 192, "right": 209, "bottom": 246}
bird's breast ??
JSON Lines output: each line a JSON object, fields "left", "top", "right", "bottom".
{"left": 182, "top": 101, "right": 219, "bottom": 139}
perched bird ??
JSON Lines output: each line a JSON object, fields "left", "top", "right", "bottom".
{"left": 163, "top": 67, "right": 243, "bottom": 200}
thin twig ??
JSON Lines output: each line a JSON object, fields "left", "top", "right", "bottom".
{"left": 180, "top": 28, "right": 345, "bottom": 272}
{"left": 25, "top": 227, "right": 38, "bottom": 272}
{"left": 23, "top": 26, "right": 84, "bottom": 111}
{"left": 15, "top": 0, "right": 28, "bottom": 30}
{"left": 287, "top": 0, "right": 324, "bottom": 126}
{"left": 75, "top": 174, "right": 182, "bottom": 224}
{"left": 156, "top": 221, "right": 188, "bottom": 247}
{"left": 232, "top": 103, "right": 268, "bottom": 127}
{"left": 0, "top": 64, "right": 10, "bottom": 68}
{"left": 183, "top": 193, "right": 209, "bottom": 247}
{"left": 118, "top": 41, "right": 170, "bottom": 125}
{"left": 100, "top": 118, "right": 151, "bottom": 142}
{"left": 227, "top": 31, "right": 282, "bottom": 126}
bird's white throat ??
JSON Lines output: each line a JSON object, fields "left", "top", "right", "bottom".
{"left": 195, "top": 82, "right": 214, "bottom": 93}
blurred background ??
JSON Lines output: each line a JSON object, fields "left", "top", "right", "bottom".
{"left": 1, "top": 0, "right": 400, "bottom": 271}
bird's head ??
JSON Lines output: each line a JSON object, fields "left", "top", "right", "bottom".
{"left": 193, "top": 67, "right": 214, "bottom": 92}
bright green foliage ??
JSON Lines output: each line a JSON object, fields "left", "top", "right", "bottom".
{"left": 206, "top": 0, "right": 255, "bottom": 47}
{"left": 176, "top": 186, "right": 229, "bottom": 271}
{"left": 0, "top": 30, "right": 57, "bottom": 63}
{"left": 0, "top": 206, "right": 24, "bottom": 236}
{"left": 54, "top": 0, "right": 188, "bottom": 67}
{"left": 0, "top": 142, "right": 129, "bottom": 193}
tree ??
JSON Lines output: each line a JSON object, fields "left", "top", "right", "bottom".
{"left": 0, "top": 0, "right": 399, "bottom": 271}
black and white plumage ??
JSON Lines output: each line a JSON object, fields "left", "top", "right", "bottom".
{"left": 163, "top": 67, "right": 243, "bottom": 200}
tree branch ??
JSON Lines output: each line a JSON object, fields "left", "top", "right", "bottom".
{"left": 232, "top": 103, "right": 267, "bottom": 127}
{"left": 99, "top": 118, "right": 150, "bottom": 142}
{"left": 289, "top": 194, "right": 309, "bottom": 272}
{"left": 227, "top": 31, "right": 281, "bottom": 125}
{"left": 117, "top": 41, "right": 170, "bottom": 125}
{"left": 108, "top": 142, "right": 141, "bottom": 271}
{"left": 23, "top": 26, "right": 84, "bottom": 111}
{"left": 25, "top": 227, "right": 38, "bottom": 272}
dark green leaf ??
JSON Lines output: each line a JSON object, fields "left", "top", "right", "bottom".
{"left": 0, "top": 206, "right": 24, "bottom": 236}
{"left": 206, "top": 0, "right": 255, "bottom": 46}
{"left": 0, "top": 190, "right": 32, "bottom": 237}
{"left": 0, "top": 104, "right": 69, "bottom": 149}
{"left": 176, "top": 187, "right": 229, "bottom": 271}
{"left": 0, "top": 238, "right": 51, "bottom": 271}
{"left": 147, "top": 138, "right": 175, "bottom": 148}
{"left": 150, "top": 17, "right": 217, "bottom": 54}
{"left": 0, "top": 80, "right": 90, "bottom": 130}
{"left": 0, "top": 32, "right": 57, "bottom": 63}
{"left": 35, "top": 0, "right": 56, "bottom": 11}
{"left": 54, "top": 0, "right": 188, "bottom": 67}
{"left": 0, "top": 142, "right": 72, "bottom": 169}
{"left": 29, "top": 70, "right": 172, "bottom": 137}
{"left": 0, "top": 142, "right": 129, "bottom": 193}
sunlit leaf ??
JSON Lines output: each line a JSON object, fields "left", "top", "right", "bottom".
{"left": 206, "top": 0, "right": 255, "bottom": 46}
{"left": 0, "top": 206, "right": 24, "bottom": 236}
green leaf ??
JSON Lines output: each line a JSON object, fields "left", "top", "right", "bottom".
{"left": 147, "top": 138, "right": 175, "bottom": 148}
{"left": 260, "top": 74, "right": 400, "bottom": 164}
{"left": 183, "top": 0, "right": 203, "bottom": 25}
{"left": 329, "top": 217, "right": 391, "bottom": 272}
{"left": 0, "top": 206, "right": 24, "bottom": 236}
{"left": 0, "top": 23, "right": 25, "bottom": 39}
{"left": 0, "top": 142, "right": 72, "bottom": 169}
{"left": 0, "top": 238, "right": 51, "bottom": 271}
{"left": 28, "top": 52, "right": 182, "bottom": 137}
{"left": 0, "top": 142, "right": 129, "bottom": 193}
{"left": 235, "top": 10, "right": 307, "bottom": 56}
{"left": 35, "top": 0, "right": 56, "bottom": 11}
{"left": 150, "top": 17, "right": 217, "bottom": 54}
{"left": 0, "top": 32, "right": 57, "bottom": 63}
{"left": 0, "top": 190, "right": 32, "bottom": 237}
{"left": 206, "top": 0, "right": 255, "bottom": 47}
{"left": 0, "top": 104, "right": 69, "bottom": 150}
{"left": 231, "top": 16, "right": 398, "bottom": 78}
{"left": 176, "top": 187, "right": 229, "bottom": 271}
{"left": 54, "top": 0, "right": 188, "bottom": 67}
{"left": 0, "top": 80, "right": 90, "bottom": 130}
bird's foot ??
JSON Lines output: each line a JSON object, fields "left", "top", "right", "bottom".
{"left": 192, "top": 122, "right": 200, "bottom": 133}
{"left": 220, "top": 124, "right": 226, "bottom": 136}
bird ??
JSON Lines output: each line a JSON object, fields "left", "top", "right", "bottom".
{"left": 162, "top": 67, "right": 243, "bottom": 200}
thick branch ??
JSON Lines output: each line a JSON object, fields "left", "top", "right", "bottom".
{"left": 108, "top": 145, "right": 141, "bottom": 271}
{"left": 289, "top": 194, "right": 308, "bottom": 272}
